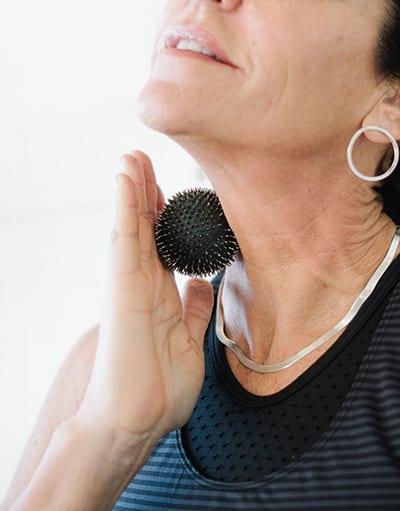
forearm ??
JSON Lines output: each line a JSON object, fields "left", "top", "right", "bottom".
{"left": 9, "top": 417, "right": 155, "bottom": 511}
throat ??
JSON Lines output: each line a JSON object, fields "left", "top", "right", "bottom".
{"left": 217, "top": 227, "right": 400, "bottom": 394}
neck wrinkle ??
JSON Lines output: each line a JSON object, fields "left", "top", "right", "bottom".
{"left": 198, "top": 157, "right": 395, "bottom": 367}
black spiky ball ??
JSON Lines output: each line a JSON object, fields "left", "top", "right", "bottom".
{"left": 155, "top": 188, "right": 239, "bottom": 277}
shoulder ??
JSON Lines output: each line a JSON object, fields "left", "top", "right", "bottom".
{"left": 1, "top": 325, "right": 99, "bottom": 508}
{"left": 66, "top": 324, "right": 99, "bottom": 382}
{"left": 33, "top": 322, "right": 100, "bottom": 432}
{"left": 32, "top": 323, "right": 100, "bottom": 444}
{"left": 50, "top": 324, "right": 99, "bottom": 409}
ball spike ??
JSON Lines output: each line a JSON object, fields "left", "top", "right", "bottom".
{"left": 154, "top": 188, "right": 239, "bottom": 277}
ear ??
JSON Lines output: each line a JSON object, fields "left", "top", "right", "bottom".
{"left": 362, "top": 84, "right": 400, "bottom": 143}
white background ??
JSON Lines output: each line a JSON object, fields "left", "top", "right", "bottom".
{"left": 0, "top": 0, "right": 207, "bottom": 500}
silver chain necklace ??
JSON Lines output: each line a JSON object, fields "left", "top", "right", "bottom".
{"left": 216, "top": 228, "right": 400, "bottom": 374}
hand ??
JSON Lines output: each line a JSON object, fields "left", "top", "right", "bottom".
{"left": 79, "top": 151, "right": 214, "bottom": 446}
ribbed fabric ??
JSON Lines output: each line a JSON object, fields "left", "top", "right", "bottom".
{"left": 113, "top": 261, "right": 400, "bottom": 510}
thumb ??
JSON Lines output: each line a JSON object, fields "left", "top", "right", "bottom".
{"left": 182, "top": 279, "right": 214, "bottom": 351}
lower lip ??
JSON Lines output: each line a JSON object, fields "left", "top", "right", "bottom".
{"left": 162, "top": 48, "right": 228, "bottom": 66}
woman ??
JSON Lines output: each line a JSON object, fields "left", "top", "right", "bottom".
{"left": 2, "top": 0, "right": 400, "bottom": 509}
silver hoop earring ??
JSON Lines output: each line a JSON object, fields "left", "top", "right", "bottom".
{"left": 347, "top": 125, "right": 399, "bottom": 182}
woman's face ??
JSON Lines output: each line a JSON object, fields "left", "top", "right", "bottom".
{"left": 136, "top": 0, "right": 388, "bottom": 155}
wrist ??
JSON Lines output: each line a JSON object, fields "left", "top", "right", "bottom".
{"left": 10, "top": 414, "right": 156, "bottom": 511}
{"left": 66, "top": 411, "right": 157, "bottom": 471}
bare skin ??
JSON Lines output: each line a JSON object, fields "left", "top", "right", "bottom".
{"left": 2, "top": 153, "right": 214, "bottom": 511}
{"left": 137, "top": 0, "right": 400, "bottom": 394}
{"left": 3, "top": 0, "right": 400, "bottom": 509}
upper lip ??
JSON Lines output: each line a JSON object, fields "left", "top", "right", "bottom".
{"left": 157, "top": 25, "right": 237, "bottom": 68}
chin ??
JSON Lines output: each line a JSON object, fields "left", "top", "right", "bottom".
{"left": 134, "top": 76, "right": 246, "bottom": 154}
{"left": 135, "top": 79, "right": 195, "bottom": 137}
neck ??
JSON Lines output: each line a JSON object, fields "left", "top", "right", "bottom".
{"left": 189, "top": 142, "right": 394, "bottom": 281}
{"left": 177, "top": 139, "right": 396, "bottom": 375}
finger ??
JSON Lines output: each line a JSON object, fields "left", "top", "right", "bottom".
{"left": 131, "top": 151, "right": 160, "bottom": 258}
{"left": 120, "top": 153, "right": 156, "bottom": 260}
{"left": 156, "top": 185, "right": 165, "bottom": 215}
{"left": 120, "top": 154, "right": 147, "bottom": 214}
{"left": 128, "top": 153, "right": 165, "bottom": 215}
{"left": 109, "top": 172, "right": 140, "bottom": 276}
{"left": 182, "top": 279, "right": 214, "bottom": 353}
{"left": 131, "top": 151, "right": 158, "bottom": 220}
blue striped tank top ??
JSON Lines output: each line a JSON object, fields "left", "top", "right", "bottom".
{"left": 113, "top": 261, "right": 400, "bottom": 510}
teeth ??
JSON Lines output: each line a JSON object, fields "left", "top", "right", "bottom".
{"left": 176, "top": 39, "right": 218, "bottom": 59}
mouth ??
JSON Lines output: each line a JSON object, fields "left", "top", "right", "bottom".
{"left": 159, "top": 26, "right": 237, "bottom": 68}
{"left": 174, "top": 39, "right": 225, "bottom": 62}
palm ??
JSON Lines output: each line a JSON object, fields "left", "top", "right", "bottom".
{"left": 81, "top": 152, "right": 214, "bottom": 445}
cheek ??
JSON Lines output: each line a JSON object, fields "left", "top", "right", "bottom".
{"left": 252, "top": 34, "right": 378, "bottom": 145}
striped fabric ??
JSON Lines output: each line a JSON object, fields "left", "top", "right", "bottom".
{"left": 113, "top": 276, "right": 400, "bottom": 510}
